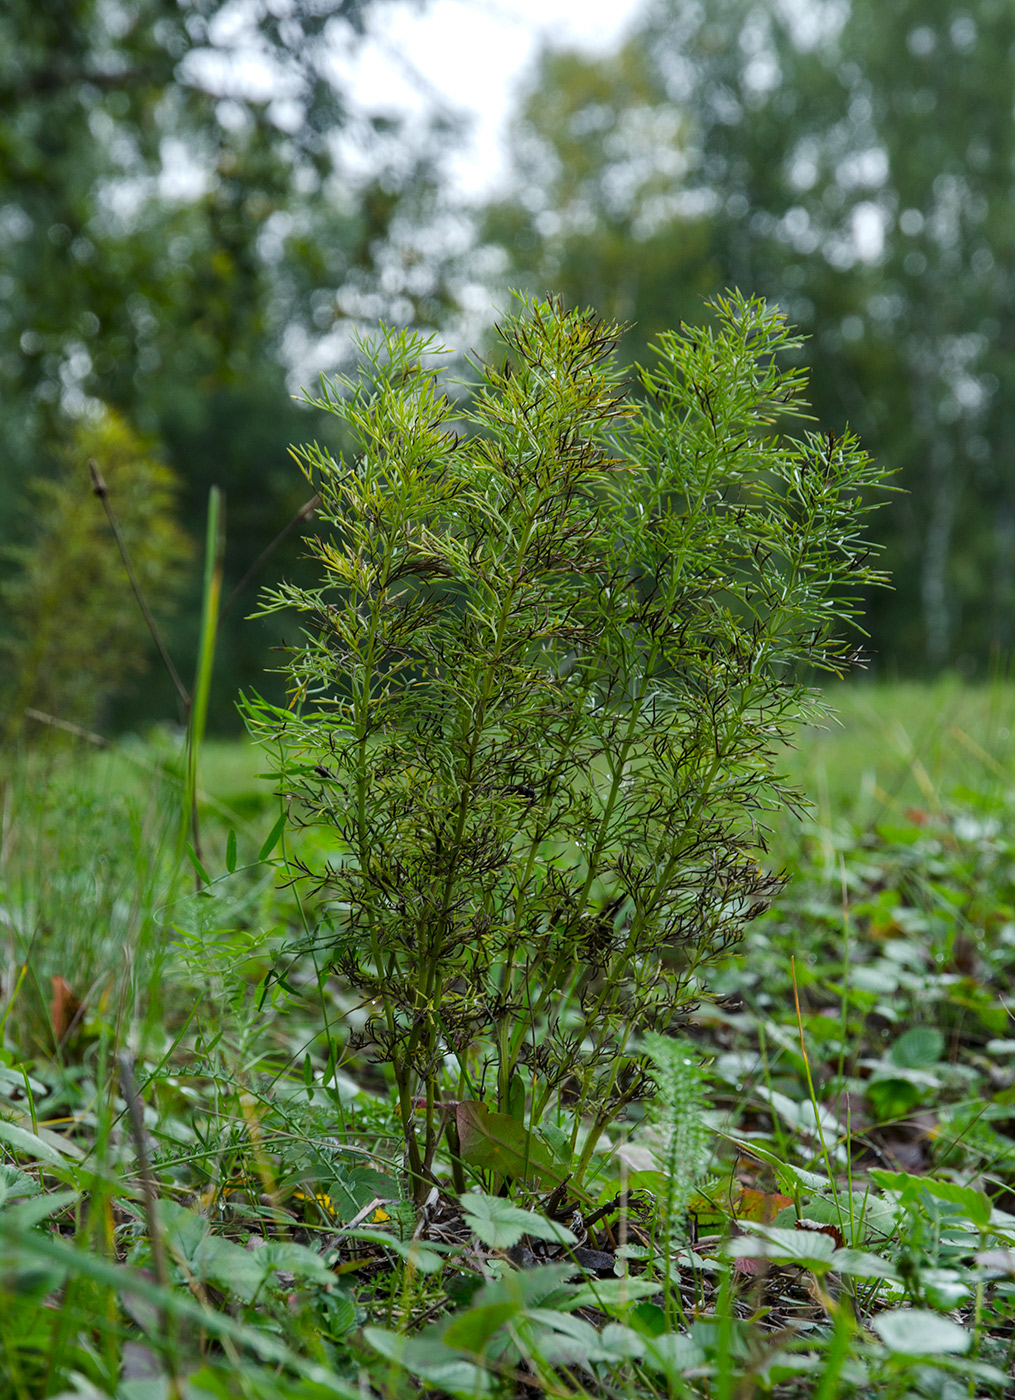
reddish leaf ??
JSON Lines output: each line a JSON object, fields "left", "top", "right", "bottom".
{"left": 50, "top": 976, "right": 82, "bottom": 1044}
{"left": 733, "top": 1255, "right": 770, "bottom": 1276}
{"left": 734, "top": 1187, "right": 793, "bottom": 1223}
{"left": 795, "top": 1218, "right": 845, "bottom": 1249}
{"left": 454, "top": 1101, "right": 563, "bottom": 1185}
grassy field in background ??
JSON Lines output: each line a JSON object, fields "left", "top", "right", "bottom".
{"left": 782, "top": 677, "right": 1015, "bottom": 817}
{"left": 69, "top": 675, "right": 1015, "bottom": 847}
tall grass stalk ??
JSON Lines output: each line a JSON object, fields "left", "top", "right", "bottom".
{"left": 179, "top": 486, "right": 224, "bottom": 879}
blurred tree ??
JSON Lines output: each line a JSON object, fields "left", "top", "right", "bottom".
{"left": 0, "top": 409, "right": 193, "bottom": 740}
{"left": 485, "top": 0, "right": 1015, "bottom": 672}
{"left": 0, "top": 0, "right": 459, "bottom": 725}
{"left": 483, "top": 45, "right": 716, "bottom": 354}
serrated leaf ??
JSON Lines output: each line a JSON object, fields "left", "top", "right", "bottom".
{"left": 644, "top": 1334, "right": 707, "bottom": 1379}
{"left": 158, "top": 1202, "right": 268, "bottom": 1303}
{"left": 459, "top": 1191, "right": 577, "bottom": 1249}
{"left": 889, "top": 1026, "right": 944, "bottom": 1069}
{"left": 471, "top": 1263, "right": 576, "bottom": 1311}
{"left": 0, "top": 1164, "right": 41, "bottom": 1202}
{"left": 596, "top": 1322, "right": 647, "bottom": 1361}
{"left": 517, "top": 1308, "right": 604, "bottom": 1365}
{"left": 257, "top": 1240, "right": 336, "bottom": 1286}
{"left": 728, "top": 1223, "right": 837, "bottom": 1267}
{"left": 869, "top": 1169, "right": 992, "bottom": 1227}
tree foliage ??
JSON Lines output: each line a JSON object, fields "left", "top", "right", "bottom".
{"left": 0, "top": 0, "right": 458, "bottom": 725}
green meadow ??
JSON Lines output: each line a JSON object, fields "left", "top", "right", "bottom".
{"left": 3, "top": 677, "right": 1015, "bottom": 1397}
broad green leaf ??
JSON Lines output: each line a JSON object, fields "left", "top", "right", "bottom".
{"left": 257, "top": 1240, "right": 337, "bottom": 1286}
{"left": 364, "top": 1327, "right": 492, "bottom": 1400}
{"left": 340, "top": 1227, "right": 445, "bottom": 1273}
{"left": 869, "top": 1170, "right": 992, "bottom": 1227}
{"left": 157, "top": 1199, "right": 209, "bottom": 1262}
{"left": 0, "top": 1117, "right": 77, "bottom": 1170}
{"left": 644, "top": 1334, "right": 707, "bottom": 1379}
{"left": 0, "top": 1217, "right": 359, "bottom": 1389}
{"left": 925, "top": 1180, "right": 992, "bottom": 1229}
{"left": 198, "top": 1235, "right": 270, "bottom": 1303}
{"left": 442, "top": 1301, "right": 520, "bottom": 1352}
{"left": 889, "top": 1026, "right": 944, "bottom": 1068}
{"left": 0, "top": 1164, "right": 41, "bottom": 1204}
{"left": 225, "top": 827, "right": 237, "bottom": 873}
{"left": 1, "top": 1190, "right": 78, "bottom": 1232}
{"left": 918, "top": 1267, "right": 972, "bottom": 1309}
{"left": 316, "top": 1165, "right": 399, "bottom": 1224}
{"left": 728, "top": 1224, "right": 837, "bottom": 1268}
{"left": 753, "top": 1086, "right": 843, "bottom": 1147}
{"left": 866, "top": 1076, "right": 927, "bottom": 1121}
{"left": 872, "top": 1309, "right": 970, "bottom": 1356}
{"left": 470, "top": 1263, "right": 576, "bottom": 1312}
{"left": 596, "top": 1322, "right": 647, "bottom": 1362}
{"left": 516, "top": 1308, "right": 604, "bottom": 1366}
{"left": 829, "top": 1248, "right": 899, "bottom": 1280}
{"left": 629, "top": 1301, "right": 667, "bottom": 1337}
{"left": 540, "top": 1123, "right": 572, "bottom": 1165}
{"left": 459, "top": 1191, "right": 577, "bottom": 1249}
{"left": 566, "top": 1276, "right": 663, "bottom": 1310}
{"left": 975, "top": 1248, "right": 1015, "bottom": 1275}
{"left": 455, "top": 1101, "right": 564, "bottom": 1184}
{"left": 159, "top": 1203, "right": 268, "bottom": 1302}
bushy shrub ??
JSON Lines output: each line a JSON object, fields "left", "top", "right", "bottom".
{"left": 245, "top": 292, "right": 888, "bottom": 1198}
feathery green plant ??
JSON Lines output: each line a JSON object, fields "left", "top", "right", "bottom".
{"left": 244, "top": 291, "right": 888, "bottom": 1200}
{"left": 642, "top": 1033, "right": 710, "bottom": 1248}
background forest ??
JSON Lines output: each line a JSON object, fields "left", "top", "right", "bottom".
{"left": 2, "top": 0, "right": 1013, "bottom": 739}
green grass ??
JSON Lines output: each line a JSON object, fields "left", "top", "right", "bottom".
{"left": 3, "top": 680, "right": 1015, "bottom": 1398}
{"left": 782, "top": 677, "right": 1015, "bottom": 817}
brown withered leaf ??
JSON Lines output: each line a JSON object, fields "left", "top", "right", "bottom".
{"left": 795, "top": 1218, "right": 845, "bottom": 1250}
{"left": 50, "top": 975, "right": 83, "bottom": 1044}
